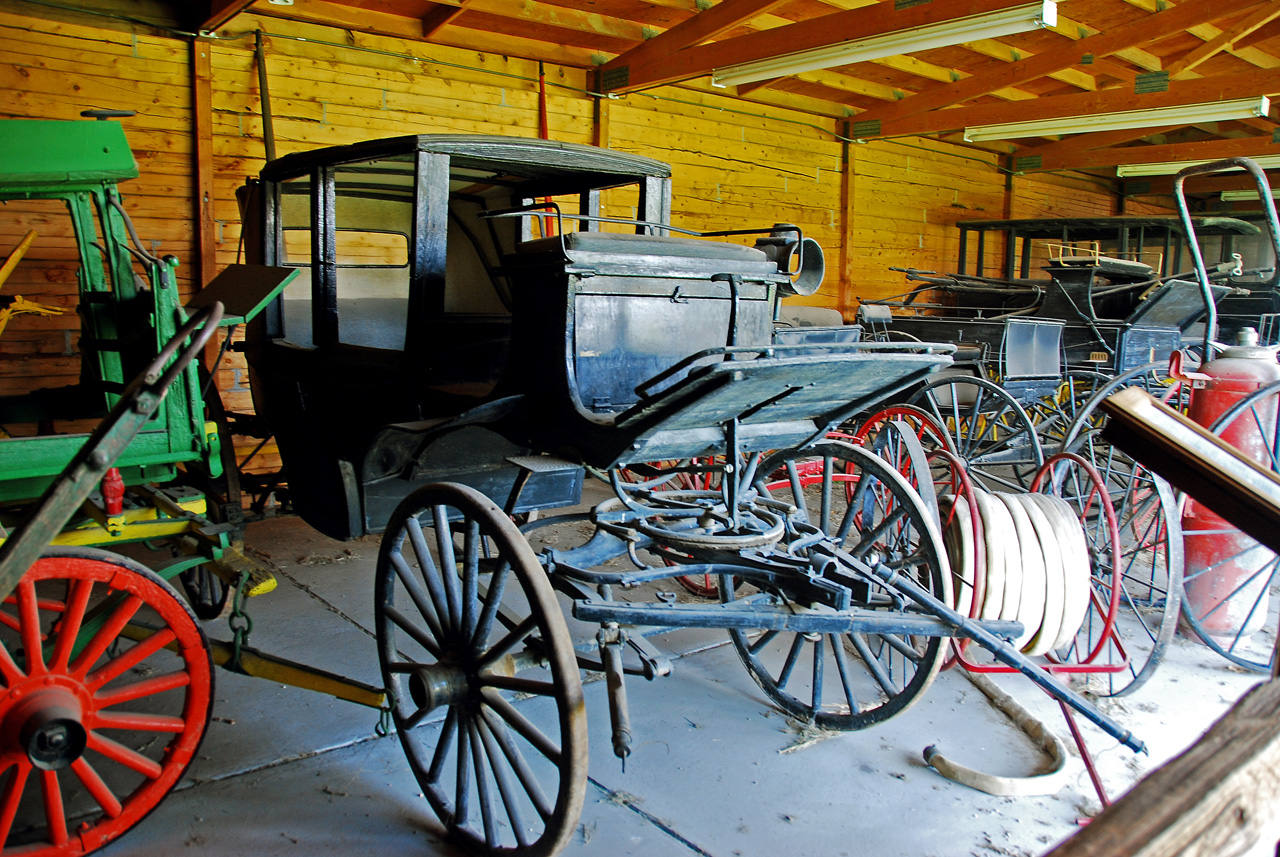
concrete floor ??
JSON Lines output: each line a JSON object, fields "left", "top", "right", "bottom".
{"left": 94, "top": 512, "right": 1272, "bottom": 857}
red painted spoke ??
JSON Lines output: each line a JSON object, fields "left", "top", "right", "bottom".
{"left": 71, "top": 757, "right": 123, "bottom": 818}
{"left": 50, "top": 578, "right": 96, "bottom": 672}
{"left": 18, "top": 580, "right": 45, "bottom": 675}
{"left": 94, "top": 669, "right": 191, "bottom": 709}
{"left": 70, "top": 594, "right": 142, "bottom": 677}
{"left": 86, "top": 731, "right": 163, "bottom": 778}
{"left": 0, "top": 612, "right": 19, "bottom": 633}
{"left": 93, "top": 711, "right": 186, "bottom": 734}
{"left": 0, "top": 641, "right": 24, "bottom": 687}
{"left": 86, "top": 627, "right": 177, "bottom": 692}
{"left": 41, "top": 768, "right": 68, "bottom": 846}
{"left": 0, "top": 763, "right": 29, "bottom": 848}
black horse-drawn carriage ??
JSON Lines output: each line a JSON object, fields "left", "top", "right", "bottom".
{"left": 231, "top": 134, "right": 1144, "bottom": 854}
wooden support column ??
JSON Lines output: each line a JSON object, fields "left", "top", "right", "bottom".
{"left": 839, "top": 121, "right": 857, "bottom": 320}
{"left": 192, "top": 37, "right": 216, "bottom": 289}
{"left": 1001, "top": 154, "right": 1017, "bottom": 279}
{"left": 592, "top": 72, "right": 611, "bottom": 150}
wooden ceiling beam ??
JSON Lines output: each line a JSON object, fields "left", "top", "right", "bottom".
{"left": 1034, "top": 134, "right": 1280, "bottom": 171}
{"left": 252, "top": 0, "right": 600, "bottom": 67}
{"left": 1166, "top": 5, "right": 1280, "bottom": 79}
{"left": 1122, "top": 0, "right": 1280, "bottom": 71}
{"left": 867, "top": 68, "right": 1280, "bottom": 138}
{"left": 600, "top": 0, "right": 791, "bottom": 81}
{"left": 422, "top": 2, "right": 466, "bottom": 38}
{"left": 963, "top": 37, "right": 1099, "bottom": 92}
{"left": 459, "top": 1, "right": 651, "bottom": 44}
{"left": 201, "top": 0, "right": 258, "bottom": 33}
{"left": 853, "top": 0, "right": 1272, "bottom": 128}
{"left": 1125, "top": 173, "right": 1273, "bottom": 195}
{"left": 599, "top": 0, "right": 1056, "bottom": 94}
{"left": 1016, "top": 126, "right": 1183, "bottom": 162}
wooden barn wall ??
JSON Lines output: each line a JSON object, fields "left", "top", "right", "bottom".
{"left": 0, "top": 8, "right": 194, "bottom": 404}
{"left": 0, "top": 5, "right": 1150, "bottom": 433}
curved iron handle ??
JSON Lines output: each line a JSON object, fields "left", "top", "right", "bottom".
{"left": 1173, "top": 157, "right": 1280, "bottom": 361}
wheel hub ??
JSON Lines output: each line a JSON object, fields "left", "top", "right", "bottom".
{"left": 5, "top": 686, "right": 88, "bottom": 771}
{"left": 408, "top": 664, "right": 468, "bottom": 714}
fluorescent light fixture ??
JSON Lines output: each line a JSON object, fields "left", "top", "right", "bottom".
{"left": 1222, "top": 188, "right": 1280, "bottom": 201}
{"left": 965, "top": 96, "right": 1270, "bottom": 142}
{"left": 1118, "top": 155, "right": 1280, "bottom": 177}
{"left": 710, "top": 0, "right": 1056, "bottom": 88}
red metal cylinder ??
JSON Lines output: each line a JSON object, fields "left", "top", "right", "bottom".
{"left": 1182, "top": 329, "right": 1280, "bottom": 641}
{"left": 102, "top": 467, "right": 124, "bottom": 517}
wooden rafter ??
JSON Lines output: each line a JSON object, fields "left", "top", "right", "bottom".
{"left": 201, "top": 0, "right": 258, "bottom": 33}
{"left": 600, "top": 0, "right": 792, "bottom": 81}
{"left": 1166, "top": 4, "right": 1280, "bottom": 79}
{"left": 422, "top": 2, "right": 466, "bottom": 37}
{"left": 1034, "top": 134, "right": 1280, "bottom": 171}
{"left": 854, "top": 0, "right": 1273, "bottom": 127}
{"left": 1018, "top": 126, "right": 1184, "bottom": 163}
{"left": 253, "top": 0, "right": 601, "bottom": 66}
{"left": 599, "top": 0, "right": 1058, "bottom": 94}
{"left": 1122, "top": 0, "right": 1280, "bottom": 71}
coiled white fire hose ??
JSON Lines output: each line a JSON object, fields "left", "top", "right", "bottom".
{"left": 925, "top": 490, "right": 1092, "bottom": 796}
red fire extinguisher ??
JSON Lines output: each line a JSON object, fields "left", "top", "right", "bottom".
{"left": 1182, "top": 327, "right": 1280, "bottom": 641}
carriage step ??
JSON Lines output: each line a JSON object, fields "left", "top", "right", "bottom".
{"left": 506, "top": 454, "right": 581, "bottom": 474}
{"left": 210, "top": 544, "right": 277, "bottom": 597}
{"left": 574, "top": 598, "right": 1023, "bottom": 640}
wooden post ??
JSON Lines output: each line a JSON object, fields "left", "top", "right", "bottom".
{"left": 592, "top": 71, "right": 611, "bottom": 150}
{"left": 839, "top": 120, "right": 856, "bottom": 321}
{"left": 192, "top": 37, "right": 216, "bottom": 289}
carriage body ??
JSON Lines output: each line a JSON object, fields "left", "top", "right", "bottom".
{"left": 241, "top": 134, "right": 947, "bottom": 540}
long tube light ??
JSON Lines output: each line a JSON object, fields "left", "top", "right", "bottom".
{"left": 710, "top": 1, "right": 1056, "bottom": 88}
{"left": 965, "top": 96, "right": 1270, "bottom": 142}
{"left": 1118, "top": 154, "right": 1280, "bottom": 177}
{"left": 1222, "top": 188, "right": 1280, "bottom": 201}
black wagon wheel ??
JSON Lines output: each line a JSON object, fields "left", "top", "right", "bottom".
{"left": 1179, "top": 379, "right": 1280, "bottom": 673}
{"left": 1052, "top": 363, "right": 1188, "bottom": 694}
{"left": 1036, "top": 449, "right": 1182, "bottom": 697}
{"left": 727, "top": 440, "right": 950, "bottom": 730}
{"left": 910, "top": 373, "right": 1044, "bottom": 492}
{"left": 375, "top": 482, "right": 587, "bottom": 857}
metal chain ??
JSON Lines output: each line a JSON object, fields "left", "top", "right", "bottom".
{"left": 375, "top": 688, "right": 397, "bottom": 737}
{"left": 227, "top": 569, "right": 253, "bottom": 673}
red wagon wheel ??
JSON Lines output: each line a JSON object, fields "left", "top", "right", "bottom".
{"left": 0, "top": 547, "right": 213, "bottom": 856}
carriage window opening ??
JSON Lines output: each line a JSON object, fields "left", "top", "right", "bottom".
{"left": 333, "top": 158, "right": 414, "bottom": 350}
{"left": 446, "top": 194, "right": 510, "bottom": 314}
{"left": 277, "top": 175, "right": 314, "bottom": 348}
{"left": 0, "top": 197, "right": 89, "bottom": 431}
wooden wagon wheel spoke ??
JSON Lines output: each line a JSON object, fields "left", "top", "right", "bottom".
{"left": 478, "top": 707, "right": 554, "bottom": 822}
{"left": 471, "top": 561, "right": 511, "bottom": 652}
{"left": 376, "top": 483, "right": 586, "bottom": 856}
{"left": 405, "top": 517, "right": 456, "bottom": 637}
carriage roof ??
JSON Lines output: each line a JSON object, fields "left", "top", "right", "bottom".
{"left": 259, "top": 133, "right": 672, "bottom": 188}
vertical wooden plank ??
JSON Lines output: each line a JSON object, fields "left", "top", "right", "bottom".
{"left": 592, "top": 73, "right": 611, "bottom": 150}
{"left": 192, "top": 37, "right": 216, "bottom": 289}
{"left": 839, "top": 120, "right": 856, "bottom": 321}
